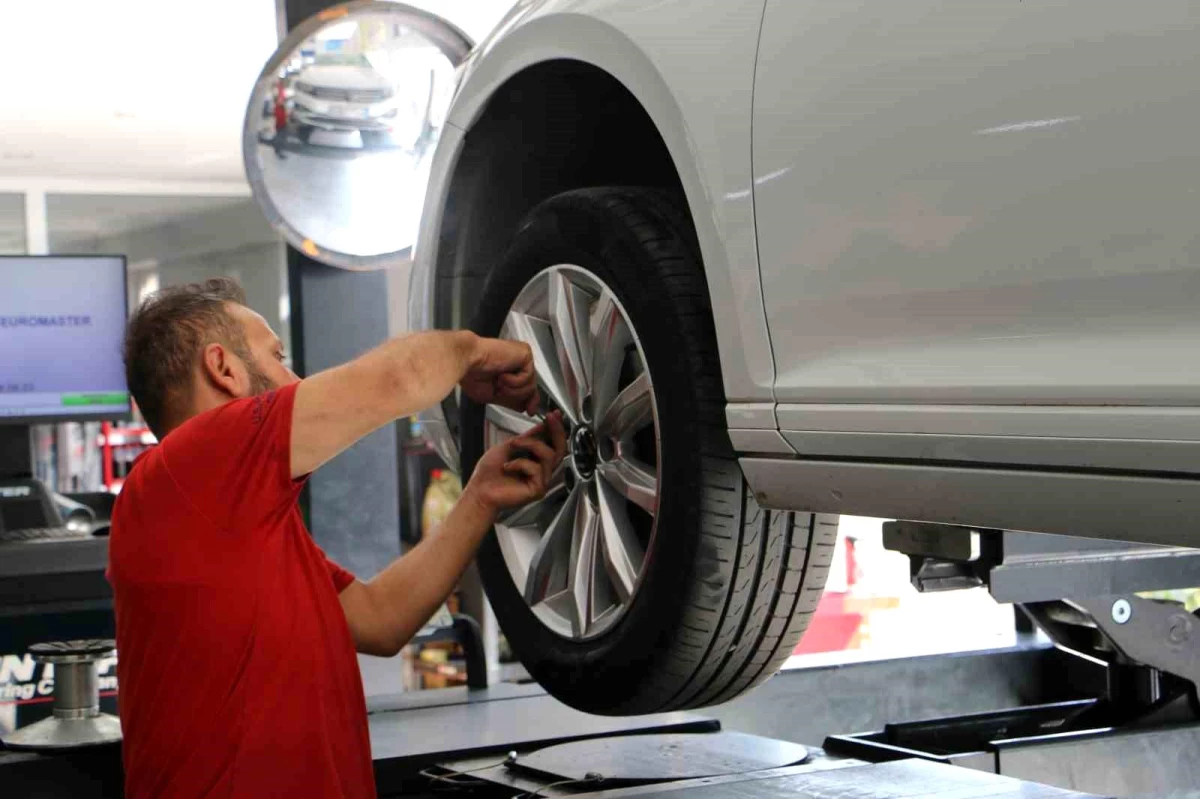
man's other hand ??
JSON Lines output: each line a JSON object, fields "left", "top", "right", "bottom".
{"left": 342, "top": 410, "right": 566, "bottom": 658}
{"left": 461, "top": 336, "right": 539, "bottom": 415}
{"left": 465, "top": 411, "right": 567, "bottom": 515}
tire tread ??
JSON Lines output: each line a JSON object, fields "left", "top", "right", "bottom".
{"left": 568, "top": 188, "right": 838, "bottom": 712}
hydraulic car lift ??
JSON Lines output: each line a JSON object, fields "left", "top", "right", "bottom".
{"left": 821, "top": 522, "right": 1200, "bottom": 794}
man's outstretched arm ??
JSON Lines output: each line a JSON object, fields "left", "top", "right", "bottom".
{"left": 338, "top": 413, "right": 567, "bottom": 657}
{"left": 290, "top": 330, "right": 537, "bottom": 479}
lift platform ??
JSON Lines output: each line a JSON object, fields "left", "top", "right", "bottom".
{"left": 849, "top": 522, "right": 1200, "bottom": 795}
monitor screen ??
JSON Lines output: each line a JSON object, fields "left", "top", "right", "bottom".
{"left": 0, "top": 256, "right": 131, "bottom": 423}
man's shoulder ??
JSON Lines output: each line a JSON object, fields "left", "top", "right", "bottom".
{"left": 120, "top": 445, "right": 161, "bottom": 483}
{"left": 112, "top": 446, "right": 167, "bottom": 513}
{"left": 109, "top": 446, "right": 174, "bottom": 574}
{"left": 154, "top": 394, "right": 266, "bottom": 464}
{"left": 169, "top": 386, "right": 296, "bottom": 446}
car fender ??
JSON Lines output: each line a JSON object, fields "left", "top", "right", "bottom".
{"left": 444, "top": 1, "right": 775, "bottom": 408}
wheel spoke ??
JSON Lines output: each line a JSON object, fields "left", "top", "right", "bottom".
{"left": 548, "top": 457, "right": 568, "bottom": 493}
{"left": 589, "top": 550, "right": 618, "bottom": 630}
{"left": 524, "top": 486, "right": 580, "bottom": 605}
{"left": 589, "top": 289, "right": 632, "bottom": 425}
{"left": 567, "top": 491, "right": 600, "bottom": 636}
{"left": 499, "top": 481, "right": 568, "bottom": 530}
{"left": 494, "top": 483, "right": 569, "bottom": 595}
{"left": 548, "top": 269, "right": 594, "bottom": 419}
{"left": 597, "top": 455, "right": 658, "bottom": 516}
{"left": 535, "top": 591, "right": 579, "bottom": 636}
{"left": 504, "top": 310, "right": 578, "bottom": 425}
{"left": 590, "top": 604, "right": 621, "bottom": 631}
{"left": 597, "top": 372, "right": 654, "bottom": 442}
{"left": 596, "top": 478, "right": 646, "bottom": 602}
{"left": 485, "top": 404, "right": 537, "bottom": 440}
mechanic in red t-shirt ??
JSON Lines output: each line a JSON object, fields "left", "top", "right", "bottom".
{"left": 108, "top": 278, "right": 565, "bottom": 799}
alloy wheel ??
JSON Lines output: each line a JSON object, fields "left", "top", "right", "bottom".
{"left": 485, "top": 265, "right": 660, "bottom": 640}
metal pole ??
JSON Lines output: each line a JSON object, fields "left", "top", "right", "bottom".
{"left": 23, "top": 188, "right": 48, "bottom": 255}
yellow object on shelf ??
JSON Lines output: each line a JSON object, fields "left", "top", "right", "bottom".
{"left": 421, "top": 469, "right": 462, "bottom": 538}
{"left": 419, "top": 648, "right": 449, "bottom": 664}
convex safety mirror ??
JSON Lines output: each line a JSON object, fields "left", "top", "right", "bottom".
{"left": 244, "top": 1, "right": 472, "bottom": 270}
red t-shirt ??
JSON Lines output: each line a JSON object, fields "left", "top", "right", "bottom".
{"left": 108, "top": 384, "right": 375, "bottom": 798}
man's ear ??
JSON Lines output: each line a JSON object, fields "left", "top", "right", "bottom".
{"left": 201, "top": 342, "right": 246, "bottom": 398}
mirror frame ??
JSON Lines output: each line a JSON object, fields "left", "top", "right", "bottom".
{"left": 243, "top": 0, "right": 473, "bottom": 271}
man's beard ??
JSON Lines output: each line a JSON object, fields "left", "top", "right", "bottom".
{"left": 247, "top": 365, "right": 275, "bottom": 396}
{"left": 235, "top": 348, "right": 276, "bottom": 396}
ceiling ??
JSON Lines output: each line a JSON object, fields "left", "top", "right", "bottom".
{"left": 0, "top": 1, "right": 514, "bottom": 185}
{"left": 0, "top": 0, "right": 279, "bottom": 183}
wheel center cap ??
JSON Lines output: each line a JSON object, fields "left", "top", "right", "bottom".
{"left": 571, "top": 426, "right": 599, "bottom": 480}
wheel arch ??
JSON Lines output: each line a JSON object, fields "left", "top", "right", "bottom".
{"left": 426, "top": 8, "right": 774, "bottom": 407}
{"left": 432, "top": 57, "right": 687, "bottom": 331}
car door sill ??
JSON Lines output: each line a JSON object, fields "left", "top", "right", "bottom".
{"left": 740, "top": 457, "right": 1200, "bottom": 548}
{"left": 776, "top": 403, "right": 1200, "bottom": 440}
{"left": 776, "top": 430, "right": 1200, "bottom": 476}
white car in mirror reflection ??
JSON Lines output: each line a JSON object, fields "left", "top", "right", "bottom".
{"left": 290, "top": 54, "right": 398, "bottom": 146}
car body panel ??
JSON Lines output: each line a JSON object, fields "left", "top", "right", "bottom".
{"left": 426, "top": 0, "right": 777, "bottom": 405}
{"left": 754, "top": 0, "right": 1200, "bottom": 413}
{"left": 291, "top": 106, "right": 396, "bottom": 132}
{"left": 741, "top": 456, "right": 1200, "bottom": 547}
{"left": 728, "top": 429, "right": 795, "bottom": 457}
{"left": 405, "top": 0, "right": 1200, "bottom": 547}
{"left": 409, "top": 123, "right": 466, "bottom": 472}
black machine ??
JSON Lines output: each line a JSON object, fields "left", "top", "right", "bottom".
{"left": 0, "top": 475, "right": 109, "bottom": 544}
{"left": 0, "top": 477, "right": 75, "bottom": 543}
{"left": 0, "top": 453, "right": 114, "bottom": 616}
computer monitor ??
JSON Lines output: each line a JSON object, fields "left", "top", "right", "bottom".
{"left": 0, "top": 255, "right": 131, "bottom": 425}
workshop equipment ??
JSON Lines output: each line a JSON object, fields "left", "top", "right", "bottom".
{"left": 1, "top": 640, "right": 121, "bottom": 750}
{"left": 832, "top": 522, "right": 1200, "bottom": 794}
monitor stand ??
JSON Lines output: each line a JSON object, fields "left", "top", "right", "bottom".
{"left": 0, "top": 425, "right": 34, "bottom": 480}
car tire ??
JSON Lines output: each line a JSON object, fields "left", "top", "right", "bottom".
{"left": 461, "top": 187, "right": 838, "bottom": 714}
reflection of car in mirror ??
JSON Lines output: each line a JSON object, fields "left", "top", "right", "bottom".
{"left": 291, "top": 53, "right": 398, "bottom": 146}
{"left": 243, "top": 3, "right": 470, "bottom": 268}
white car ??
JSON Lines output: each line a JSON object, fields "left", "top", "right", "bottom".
{"left": 401, "top": 0, "right": 1200, "bottom": 714}
{"left": 291, "top": 53, "right": 398, "bottom": 143}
